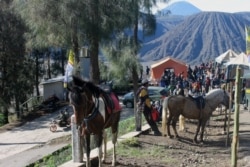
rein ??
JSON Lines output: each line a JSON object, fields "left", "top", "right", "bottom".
{"left": 206, "top": 90, "right": 225, "bottom": 113}
{"left": 206, "top": 101, "right": 215, "bottom": 114}
{"left": 83, "top": 94, "right": 115, "bottom": 134}
{"left": 83, "top": 97, "right": 99, "bottom": 133}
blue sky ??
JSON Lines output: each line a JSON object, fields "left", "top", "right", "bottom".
{"left": 153, "top": 0, "right": 250, "bottom": 13}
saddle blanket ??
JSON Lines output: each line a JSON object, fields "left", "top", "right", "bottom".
{"left": 109, "top": 92, "right": 122, "bottom": 113}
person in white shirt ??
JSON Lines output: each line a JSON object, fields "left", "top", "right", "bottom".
{"left": 64, "top": 49, "right": 74, "bottom": 101}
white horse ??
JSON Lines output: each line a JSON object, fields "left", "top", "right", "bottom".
{"left": 162, "top": 89, "right": 230, "bottom": 143}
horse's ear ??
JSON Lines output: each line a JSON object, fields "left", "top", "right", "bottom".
{"left": 78, "top": 86, "right": 84, "bottom": 93}
{"left": 72, "top": 75, "right": 86, "bottom": 86}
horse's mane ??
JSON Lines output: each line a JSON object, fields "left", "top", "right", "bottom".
{"left": 72, "top": 75, "right": 105, "bottom": 97}
{"left": 206, "top": 88, "right": 224, "bottom": 99}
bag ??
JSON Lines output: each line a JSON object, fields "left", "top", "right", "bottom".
{"left": 151, "top": 108, "right": 159, "bottom": 122}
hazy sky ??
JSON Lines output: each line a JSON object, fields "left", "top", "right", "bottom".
{"left": 153, "top": 0, "right": 250, "bottom": 13}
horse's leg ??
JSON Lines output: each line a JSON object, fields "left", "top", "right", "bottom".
{"left": 179, "top": 115, "right": 185, "bottom": 131}
{"left": 223, "top": 107, "right": 228, "bottom": 133}
{"left": 111, "top": 130, "right": 118, "bottom": 166}
{"left": 111, "top": 114, "right": 120, "bottom": 166}
{"left": 172, "top": 116, "right": 179, "bottom": 138}
{"left": 162, "top": 106, "right": 168, "bottom": 136}
{"left": 167, "top": 114, "right": 173, "bottom": 138}
{"left": 200, "top": 120, "right": 208, "bottom": 143}
{"left": 102, "top": 130, "right": 107, "bottom": 163}
{"left": 84, "top": 134, "right": 91, "bottom": 167}
{"left": 194, "top": 119, "right": 202, "bottom": 143}
{"left": 95, "top": 133, "right": 103, "bottom": 167}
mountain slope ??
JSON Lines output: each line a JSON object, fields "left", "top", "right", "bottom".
{"left": 140, "top": 12, "right": 250, "bottom": 65}
{"left": 160, "top": 1, "right": 201, "bottom": 16}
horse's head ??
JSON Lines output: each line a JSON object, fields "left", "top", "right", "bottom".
{"left": 206, "top": 88, "right": 230, "bottom": 110}
{"left": 222, "top": 90, "right": 230, "bottom": 109}
{"left": 67, "top": 79, "right": 94, "bottom": 129}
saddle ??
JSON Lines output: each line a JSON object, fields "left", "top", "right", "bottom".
{"left": 188, "top": 95, "right": 205, "bottom": 110}
{"left": 100, "top": 92, "right": 121, "bottom": 114}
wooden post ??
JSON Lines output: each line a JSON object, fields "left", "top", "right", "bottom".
{"left": 226, "top": 82, "right": 232, "bottom": 147}
{"left": 71, "top": 115, "right": 83, "bottom": 162}
{"left": 231, "top": 66, "right": 241, "bottom": 167}
{"left": 135, "top": 104, "right": 142, "bottom": 131}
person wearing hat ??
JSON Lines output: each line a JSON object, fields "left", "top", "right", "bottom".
{"left": 137, "top": 78, "right": 162, "bottom": 136}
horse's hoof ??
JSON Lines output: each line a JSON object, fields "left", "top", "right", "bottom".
{"left": 167, "top": 135, "right": 173, "bottom": 138}
{"left": 199, "top": 140, "right": 205, "bottom": 145}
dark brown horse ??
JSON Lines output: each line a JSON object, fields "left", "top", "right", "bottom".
{"left": 162, "top": 88, "right": 229, "bottom": 143}
{"left": 68, "top": 76, "right": 121, "bottom": 167}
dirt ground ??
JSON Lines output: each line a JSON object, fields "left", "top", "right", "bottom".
{"left": 1, "top": 105, "right": 250, "bottom": 167}
{"left": 94, "top": 110, "right": 250, "bottom": 167}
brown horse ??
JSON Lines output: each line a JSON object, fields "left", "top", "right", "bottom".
{"left": 68, "top": 76, "right": 121, "bottom": 167}
{"left": 162, "top": 88, "right": 229, "bottom": 143}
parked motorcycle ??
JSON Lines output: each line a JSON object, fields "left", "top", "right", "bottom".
{"left": 49, "top": 108, "right": 71, "bottom": 132}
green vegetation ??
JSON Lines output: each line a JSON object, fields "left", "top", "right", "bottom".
{"left": 116, "top": 138, "right": 177, "bottom": 165}
{"left": 26, "top": 145, "right": 72, "bottom": 167}
{"left": 27, "top": 116, "right": 146, "bottom": 167}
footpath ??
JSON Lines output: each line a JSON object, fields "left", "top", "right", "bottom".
{"left": 0, "top": 105, "right": 250, "bottom": 167}
{"left": 0, "top": 105, "right": 72, "bottom": 167}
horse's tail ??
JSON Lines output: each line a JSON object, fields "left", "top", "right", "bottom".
{"left": 162, "top": 96, "right": 169, "bottom": 136}
{"left": 179, "top": 115, "right": 185, "bottom": 131}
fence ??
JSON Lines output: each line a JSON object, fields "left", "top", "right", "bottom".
{"left": 20, "top": 96, "right": 44, "bottom": 116}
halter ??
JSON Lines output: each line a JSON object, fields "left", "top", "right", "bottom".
{"left": 205, "top": 101, "right": 215, "bottom": 114}
{"left": 206, "top": 90, "right": 228, "bottom": 112}
{"left": 83, "top": 97, "right": 99, "bottom": 133}
{"left": 71, "top": 82, "right": 116, "bottom": 134}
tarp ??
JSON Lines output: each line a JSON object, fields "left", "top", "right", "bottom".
{"left": 150, "top": 57, "right": 187, "bottom": 81}
{"left": 215, "top": 49, "right": 238, "bottom": 64}
{"left": 225, "top": 53, "right": 249, "bottom": 80}
{"left": 225, "top": 52, "right": 249, "bottom": 67}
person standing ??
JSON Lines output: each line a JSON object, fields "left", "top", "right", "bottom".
{"left": 137, "top": 79, "right": 162, "bottom": 136}
{"left": 64, "top": 49, "right": 74, "bottom": 101}
{"left": 173, "top": 84, "right": 184, "bottom": 96}
{"left": 146, "top": 66, "right": 150, "bottom": 76}
{"left": 205, "top": 76, "right": 210, "bottom": 93}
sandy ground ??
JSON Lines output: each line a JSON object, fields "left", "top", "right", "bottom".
{"left": 96, "top": 106, "right": 250, "bottom": 167}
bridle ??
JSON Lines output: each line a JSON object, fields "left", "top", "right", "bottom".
{"left": 206, "top": 90, "right": 228, "bottom": 113}
{"left": 82, "top": 96, "right": 100, "bottom": 133}
{"left": 72, "top": 88, "right": 98, "bottom": 132}
{"left": 72, "top": 85, "right": 114, "bottom": 134}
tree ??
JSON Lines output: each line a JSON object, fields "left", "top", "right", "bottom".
{"left": 0, "top": 0, "right": 33, "bottom": 123}
{"left": 13, "top": 0, "right": 133, "bottom": 84}
{"left": 102, "top": 0, "right": 170, "bottom": 131}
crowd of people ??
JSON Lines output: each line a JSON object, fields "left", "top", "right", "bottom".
{"left": 157, "top": 61, "right": 227, "bottom": 97}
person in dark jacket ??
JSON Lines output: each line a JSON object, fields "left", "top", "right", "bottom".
{"left": 137, "top": 79, "right": 162, "bottom": 136}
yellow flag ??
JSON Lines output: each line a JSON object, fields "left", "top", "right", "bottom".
{"left": 68, "top": 49, "right": 74, "bottom": 65}
{"left": 246, "top": 26, "right": 250, "bottom": 55}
